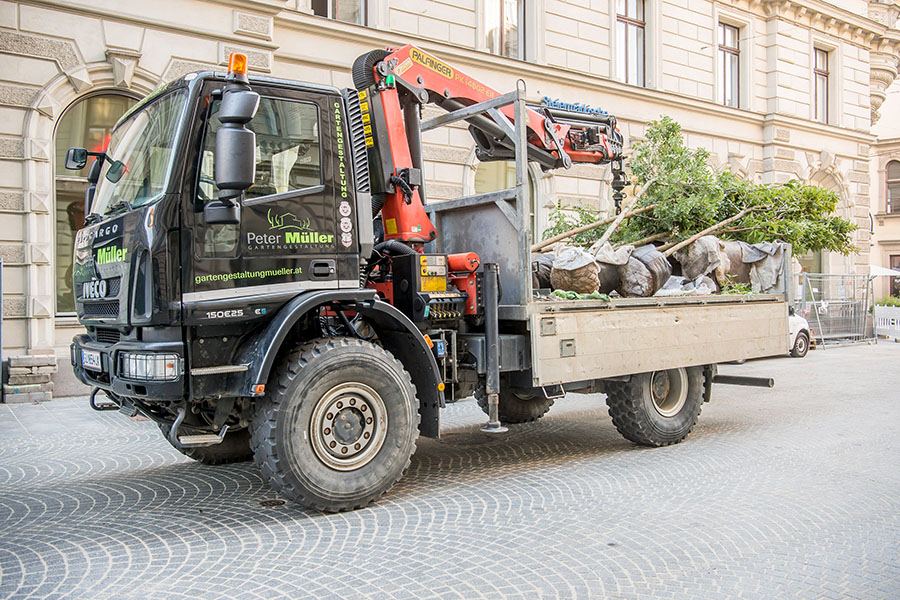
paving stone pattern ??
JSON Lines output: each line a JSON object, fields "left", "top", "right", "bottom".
{"left": 1, "top": 345, "right": 899, "bottom": 599}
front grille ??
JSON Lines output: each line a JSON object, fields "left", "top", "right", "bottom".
{"left": 82, "top": 301, "right": 119, "bottom": 318}
{"left": 343, "top": 89, "right": 371, "bottom": 193}
{"left": 94, "top": 328, "right": 121, "bottom": 344}
{"left": 76, "top": 276, "right": 121, "bottom": 299}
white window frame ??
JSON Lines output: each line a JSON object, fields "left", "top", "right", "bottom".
{"left": 718, "top": 22, "right": 740, "bottom": 107}
{"left": 307, "top": 0, "right": 367, "bottom": 25}
{"left": 477, "top": 0, "right": 528, "bottom": 61}
{"left": 609, "top": 0, "right": 657, "bottom": 88}
{"left": 712, "top": 7, "right": 753, "bottom": 110}
{"left": 810, "top": 38, "right": 841, "bottom": 126}
{"left": 886, "top": 160, "right": 900, "bottom": 214}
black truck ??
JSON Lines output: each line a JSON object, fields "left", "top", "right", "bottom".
{"left": 68, "top": 47, "right": 788, "bottom": 512}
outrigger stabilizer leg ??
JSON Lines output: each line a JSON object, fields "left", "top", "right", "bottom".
{"left": 481, "top": 263, "right": 508, "bottom": 433}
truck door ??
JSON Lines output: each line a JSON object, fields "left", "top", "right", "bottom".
{"left": 183, "top": 82, "right": 360, "bottom": 325}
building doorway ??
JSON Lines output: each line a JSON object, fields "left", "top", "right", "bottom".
{"left": 54, "top": 93, "right": 136, "bottom": 314}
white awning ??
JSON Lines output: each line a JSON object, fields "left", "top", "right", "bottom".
{"left": 870, "top": 265, "right": 900, "bottom": 277}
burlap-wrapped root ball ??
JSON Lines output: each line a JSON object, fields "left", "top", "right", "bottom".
{"left": 616, "top": 244, "right": 672, "bottom": 297}
{"left": 596, "top": 263, "right": 621, "bottom": 294}
{"left": 550, "top": 247, "right": 600, "bottom": 294}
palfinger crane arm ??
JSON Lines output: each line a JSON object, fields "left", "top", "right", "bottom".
{"left": 352, "top": 44, "right": 626, "bottom": 245}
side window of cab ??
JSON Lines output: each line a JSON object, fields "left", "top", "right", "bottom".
{"left": 195, "top": 95, "right": 322, "bottom": 257}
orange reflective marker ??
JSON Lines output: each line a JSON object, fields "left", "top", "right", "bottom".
{"left": 253, "top": 384, "right": 265, "bottom": 394}
{"left": 423, "top": 334, "right": 434, "bottom": 348}
{"left": 437, "top": 382, "right": 445, "bottom": 392}
{"left": 228, "top": 52, "right": 249, "bottom": 77}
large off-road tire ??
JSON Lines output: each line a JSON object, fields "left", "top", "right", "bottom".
{"left": 604, "top": 366, "right": 704, "bottom": 447}
{"left": 475, "top": 386, "right": 555, "bottom": 424}
{"left": 250, "top": 337, "right": 419, "bottom": 512}
{"left": 791, "top": 331, "right": 810, "bottom": 358}
{"left": 159, "top": 424, "right": 253, "bottom": 465}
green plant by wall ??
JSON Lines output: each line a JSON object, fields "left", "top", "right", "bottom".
{"left": 875, "top": 295, "right": 900, "bottom": 308}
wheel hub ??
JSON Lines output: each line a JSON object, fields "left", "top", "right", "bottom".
{"left": 310, "top": 382, "right": 387, "bottom": 471}
{"left": 651, "top": 372, "right": 671, "bottom": 401}
{"left": 649, "top": 368, "right": 688, "bottom": 417}
{"left": 333, "top": 408, "right": 364, "bottom": 443}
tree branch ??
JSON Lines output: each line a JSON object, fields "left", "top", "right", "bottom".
{"left": 615, "top": 232, "right": 669, "bottom": 249}
{"left": 661, "top": 207, "right": 757, "bottom": 257}
{"left": 589, "top": 178, "right": 658, "bottom": 252}
{"left": 531, "top": 201, "right": 658, "bottom": 252}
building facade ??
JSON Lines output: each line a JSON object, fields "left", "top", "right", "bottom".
{"left": 1, "top": 0, "right": 899, "bottom": 395}
{"left": 870, "top": 136, "right": 900, "bottom": 299}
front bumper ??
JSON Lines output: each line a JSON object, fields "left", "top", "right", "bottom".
{"left": 71, "top": 333, "right": 185, "bottom": 401}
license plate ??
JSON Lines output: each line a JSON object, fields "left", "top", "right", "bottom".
{"left": 81, "top": 349, "right": 102, "bottom": 371}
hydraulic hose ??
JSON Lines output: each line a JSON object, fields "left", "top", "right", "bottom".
{"left": 362, "top": 239, "right": 418, "bottom": 287}
{"left": 372, "top": 193, "right": 387, "bottom": 217}
{"left": 373, "top": 239, "right": 417, "bottom": 256}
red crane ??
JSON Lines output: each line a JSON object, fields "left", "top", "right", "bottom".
{"left": 351, "top": 44, "right": 626, "bottom": 247}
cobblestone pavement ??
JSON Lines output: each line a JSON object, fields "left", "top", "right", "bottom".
{"left": 1, "top": 344, "right": 899, "bottom": 600}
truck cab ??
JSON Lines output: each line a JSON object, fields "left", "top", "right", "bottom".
{"left": 71, "top": 70, "right": 393, "bottom": 419}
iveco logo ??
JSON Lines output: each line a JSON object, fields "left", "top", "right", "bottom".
{"left": 82, "top": 280, "right": 108, "bottom": 300}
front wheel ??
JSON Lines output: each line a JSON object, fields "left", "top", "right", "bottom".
{"left": 250, "top": 337, "right": 419, "bottom": 512}
{"left": 791, "top": 331, "right": 809, "bottom": 358}
{"left": 604, "top": 366, "right": 704, "bottom": 447}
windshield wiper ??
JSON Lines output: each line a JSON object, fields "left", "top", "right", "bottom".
{"left": 84, "top": 212, "right": 103, "bottom": 225}
{"left": 105, "top": 199, "right": 132, "bottom": 215}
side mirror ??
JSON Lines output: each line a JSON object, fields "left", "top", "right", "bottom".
{"left": 105, "top": 160, "right": 125, "bottom": 183}
{"left": 65, "top": 147, "right": 88, "bottom": 170}
{"left": 207, "top": 86, "right": 259, "bottom": 225}
{"left": 84, "top": 157, "right": 103, "bottom": 215}
{"left": 219, "top": 88, "right": 260, "bottom": 123}
{"left": 214, "top": 88, "right": 259, "bottom": 201}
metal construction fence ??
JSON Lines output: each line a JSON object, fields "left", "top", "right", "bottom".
{"left": 795, "top": 273, "right": 873, "bottom": 346}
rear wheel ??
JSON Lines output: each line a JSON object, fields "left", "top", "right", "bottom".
{"left": 791, "top": 331, "right": 809, "bottom": 358}
{"left": 250, "top": 337, "right": 419, "bottom": 512}
{"left": 475, "top": 387, "right": 555, "bottom": 423}
{"left": 604, "top": 366, "right": 704, "bottom": 447}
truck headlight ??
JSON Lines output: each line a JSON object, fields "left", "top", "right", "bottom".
{"left": 119, "top": 352, "right": 182, "bottom": 381}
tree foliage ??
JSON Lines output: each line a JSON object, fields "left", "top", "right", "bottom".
{"left": 544, "top": 116, "right": 857, "bottom": 256}
{"left": 541, "top": 203, "right": 601, "bottom": 246}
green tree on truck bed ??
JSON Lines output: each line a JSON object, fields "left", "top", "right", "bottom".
{"left": 543, "top": 116, "right": 856, "bottom": 256}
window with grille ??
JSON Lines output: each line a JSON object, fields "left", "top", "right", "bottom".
{"left": 616, "top": 0, "right": 645, "bottom": 86}
{"left": 718, "top": 23, "right": 740, "bottom": 108}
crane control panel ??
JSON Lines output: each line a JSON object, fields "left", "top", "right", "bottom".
{"left": 392, "top": 254, "right": 469, "bottom": 324}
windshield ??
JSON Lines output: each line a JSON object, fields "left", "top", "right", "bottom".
{"left": 90, "top": 89, "right": 187, "bottom": 216}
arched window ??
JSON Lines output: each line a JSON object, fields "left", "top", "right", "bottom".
{"left": 474, "top": 160, "right": 538, "bottom": 234}
{"left": 886, "top": 160, "right": 900, "bottom": 214}
{"left": 54, "top": 93, "right": 137, "bottom": 314}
